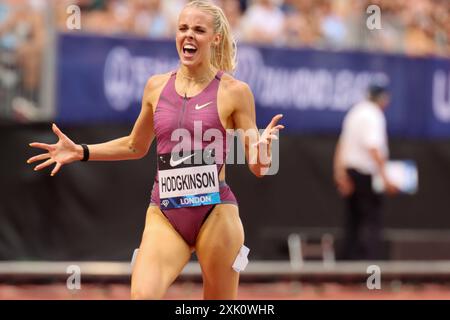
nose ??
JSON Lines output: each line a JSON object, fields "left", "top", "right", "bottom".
{"left": 186, "top": 28, "right": 195, "bottom": 39}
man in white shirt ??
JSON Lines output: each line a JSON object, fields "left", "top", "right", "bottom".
{"left": 333, "top": 84, "right": 398, "bottom": 260}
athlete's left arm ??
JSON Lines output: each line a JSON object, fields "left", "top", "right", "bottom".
{"left": 230, "top": 81, "right": 284, "bottom": 177}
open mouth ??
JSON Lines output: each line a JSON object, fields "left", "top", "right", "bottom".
{"left": 182, "top": 44, "right": 198, "bottom": 57}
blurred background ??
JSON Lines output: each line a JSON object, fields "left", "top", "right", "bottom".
{"left": 1, "top": 0, "right": 450, "bottom": 299}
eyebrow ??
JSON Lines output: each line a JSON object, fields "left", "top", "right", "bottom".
{"left": 178, "top": 23, "right": 207, "bottom": 29}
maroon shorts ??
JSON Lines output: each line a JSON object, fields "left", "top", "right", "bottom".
{"left": 150, "top": 180, "right": 238, "bottom": 246}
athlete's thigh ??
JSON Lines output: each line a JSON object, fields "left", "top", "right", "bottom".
{"left": 195, "top": 204, "right": 244, "bottom": 298}
{"left": 131, "top": 206, "right": 191, "bottom": 299}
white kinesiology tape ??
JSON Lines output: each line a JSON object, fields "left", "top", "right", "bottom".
{"left": 131, "top": 248, "right": 139, "bottom": 269}
{"left": 232, "top": 245, "right": 250, "bottom": 273}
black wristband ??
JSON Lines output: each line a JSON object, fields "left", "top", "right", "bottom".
{"left": 80, "top": 144, "right": 90, "bottom": 162}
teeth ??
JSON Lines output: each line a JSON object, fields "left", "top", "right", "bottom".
{"left": 184, "top": 44, "right": 197, "bottom": 50}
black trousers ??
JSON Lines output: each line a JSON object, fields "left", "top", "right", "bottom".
{"left": 341, "top": 168, "right": 383, "bottom": 260}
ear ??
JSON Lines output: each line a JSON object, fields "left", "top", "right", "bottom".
{"left": 213, "top": 33, "right": 221, "bottom": 47}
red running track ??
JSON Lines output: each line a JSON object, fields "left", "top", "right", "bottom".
{"left": 1, "top": 282, "right": 450, "bottom": 300}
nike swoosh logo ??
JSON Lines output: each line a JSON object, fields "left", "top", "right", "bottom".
{"left": 195, "top": 101, "right": 213, "bottom": 110}
{"left": 170, "top": 153, "right": 195, "bottom": 167}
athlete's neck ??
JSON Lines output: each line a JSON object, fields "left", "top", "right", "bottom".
{"left": 178, "top": 64, "right": 217, "bottom": 84}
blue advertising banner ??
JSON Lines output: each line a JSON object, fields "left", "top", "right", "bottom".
{"left": 57, "top": 33, "right": 450, "bottom": 138}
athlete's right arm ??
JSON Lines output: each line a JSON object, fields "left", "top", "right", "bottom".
{"left": 27, "top": 75, "right": 164, "bottom": 176}
{"left": 81, "top": 75, "right": 160, "bottom": 161}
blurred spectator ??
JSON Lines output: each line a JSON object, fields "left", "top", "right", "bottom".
{"left": 1, "top": 0, "right": 446, "bottom": 125}
{"left": 402, "top": 0, "right": 437, "bottom": 56}
{"left": 284, "top": 0, "right": 323, "bottom": 47}
{"left": 0, "top": 0, "right": 46, "bottom": 121}
{"left": 319, "top": 0, "right": 348, "bottom": 48}
{"left": 131, "top": 0, "right": 172, "bottom": 38}
{"left": 404, "top": 18, "right": 437, "bottom": 56}
{"left": 218, "top": 0, "right": 244, "bottom": 41}
{"left": 78, "top": 0, "right": 131, "bottom": 35}
{"left": 50, "top": 0, "right": 449, "bottom": 57}
{"left": 361, "top": 0, "right": 405, "bottom": 54}
{"left": 241, "top": 0, "right": 285, "bottom": 45}
{"left": 431, "top": 0, "right": 449, "bottom": 56}
{"left": 160, "top": 0, "right": 187, "bottom": 36}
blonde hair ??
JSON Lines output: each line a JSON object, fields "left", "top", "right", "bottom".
{"left": 185, "top": 0, "right": 237, "bottom": 73}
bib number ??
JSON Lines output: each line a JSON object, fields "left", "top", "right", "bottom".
{"left": 158, "top": 149, "right": 221, "bottom": 209}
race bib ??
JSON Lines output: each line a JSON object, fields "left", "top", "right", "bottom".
{"left": 158, "top": 149, "right": 221, "bottom": 209}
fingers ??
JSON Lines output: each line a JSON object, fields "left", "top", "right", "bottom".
{"left": 254, "top": 117, "right": 285, "bottom": 148}
{"left": 271, "top": 124, "right": 284, "bottom": 133}
{"left": 29, "top": 142, "right": 53, "bottom": 151}
{"left": 28, "top": 155, "right": 63, "bottom": 176}
{"left": 52, "top": 123, "right": 67, "bottom": 140}
{"left": 268, "top": 114, "right": 283, "bottom": 129}
{"left": 255, "top": 133, "right": 280, "bottom": 148}
{"left": 264, "top": 123, "right": 284, "bottom": 142}
{"left": 28, "top": 124, "right": 66, "bottom": 176}
{"left": 51, "top": 162, "right": 62, "bottom": 177}
{"left": 34, "top": 158, "right": 55, "bottom": 171}
{"left": 272, "top": 124, "right": 285, "bottom": 131}
{"left": 29, "top": 124, "right": 65, "bottom": 151}
{"left": 256, "top": 135, "right": 278, "bottom": 146}
{"left": 27, "top": 153, "right": 50, "bottom": 164}
{"left": 265, "top": 125, "right": 283, "bottom": 135}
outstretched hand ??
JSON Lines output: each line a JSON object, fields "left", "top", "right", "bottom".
{"left": 254, "top": 114, "right": 285, "bottom": 148}
{"left": 27, "top": 123, "right": 81, "bottom": 176}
